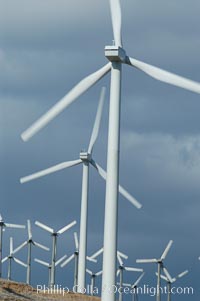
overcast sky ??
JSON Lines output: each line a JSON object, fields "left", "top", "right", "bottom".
{"left": 1, "top": 0, "right": 200, "bottom": 300}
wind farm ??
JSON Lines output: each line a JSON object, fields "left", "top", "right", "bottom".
{"left": 1, "top": 0, "right": 200, "bottom": 301}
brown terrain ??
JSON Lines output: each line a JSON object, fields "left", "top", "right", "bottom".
{"left": 0, "top": 279, "right": 100, "bottom": 301}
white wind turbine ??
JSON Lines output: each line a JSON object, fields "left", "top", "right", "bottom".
{"left": 86, "top": 269, "right": 103, "bottom": 296}
{"left": 2, "top": 237, "right": 27, "bottom": 281}
{"left": 156, "top": 269, "right": 189, "bottom": 301}
{"left": 136, "top": 240, "right": 173, "bottom": 301}
{"left": 35, "top": 255, "right": 67, "bottom": 287}
{"left": 117, "top": 272, "right": 145, "bottom": 301}
{"left": 13, "top": 219, "right": 49, "bottom": 285}
{"left": 60, "top": 231, "right": 97, "bottom": 292}
{"left": 35, "top": 219, "right": 76, "bottom": 287}
{"left": 117, "top": 253, "right": 143, "bottom": 301}
{"left": 20, "top": 1, "right": 200, "bottom": 300}
{"left": 20, "top": 87, "right": 142, "bottom": 291}
{"left": 0, "top": 214, "right": 25, "bottom": 278}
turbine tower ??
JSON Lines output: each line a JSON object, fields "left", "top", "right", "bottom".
{"left": 35, "top": 219, "right": 76, "bottom": 287}
{"left": 156, "top": 269, "right": 188, "bottom": 301}
{"left": 0, "top": 214, "right": 25, "bottom": 278}
{"left": 136, "top": 240, "right": 173, "bottom": 301}
{"left": 13, "top": 220, "right": 49, "bottom": 284}
{"left": 20, "top": 88, "right": 142, "bottom": 290}
{"left": 35, "top": 255, "right": 67, "bottom": 287}
{"left": 2, "top": 237, "right": 27, "bottom": 281}
{"left": 60, "top": 231, "right": 97, "bottom": 292}
{"left": 20, "top": 1, "right": 200, "bottom": 300}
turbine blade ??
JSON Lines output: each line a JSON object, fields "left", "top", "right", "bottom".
{"left": 35, "top": 221, "right": 53, "bottom": 234}
{"left": 2, "top": 256, "right": 9, "bottom": 263}
{"left": 55, "top": 254, "right": 68, "bottom": 266}
{"left": 21, "top": 63, "right": 111, "bottom": 141}
{"left": 5, "top": 223, "right": 25, "bottom": 229}
{"left": 87, "top": 87, "right": 106, "bottom": 154}
{"left": 136, "top": 259, "right": 157, "bottom": 263}
{"left": 13, "top": 257, "right": 27, "bottom": 268}
{"left": 163, "top": 267, "right": 173, "bottom": 283}
{"left": 126, "top": 56, "right": 200, "bottom": 94}
{"left": 96, "top": 270, "right": 103, "bottom": 277}
{"left": 34, "top": 242, "right": 50, "bottom": 251}
{"left": 109, "top": 0, "right": 122, "bottom": 47}
{"left": 132, "top": 272, "right": 145, "bottom": 287}
{"left": 86, "top": 269, "right": 93, "bottom": 276}
{"left": 60, "top": 254, "right": 75, "bottom": 267}
{"left": 118, "top": 282, "right": 131, "bottom": 287}
{"left": 86, "top": 256, "right": 97, "bottom": 263}
{"left": 156, "top": 272, "right": 168, "bottom": 282}
{"left": 34, "top": 258, "right": 49, "bottom": 267}
{"left": 20, "top": 159, "right": 82, "bottom": 184}
{"left": 91, "top": 160, "right": 142, "bottom": 209}
{"left": 13, "top": 241, "right": 27, "bottom": 254}
{"left": 177, "top": 270, "right": 189, "bottom": 279}
{"left": 90, "top": 247, "right": 104, "bottom": 259}
{"left": 125, "top": 267, "right": 143, "bottom": 272}
{"left": 117, "top": 254, "right": 124, "bottom": 266}
{"left": 117, "top": 251, "right": 128, "bottom": 260}
{"left": 57, "top": 220, "right": 76, "bottom": 235}
{"left": 27, "top": 220, "right": 32, "bottom": 240}
{"left": 161, "top": 240, "right": 173, "bottom": 260}
{"left": 74, "top": 232, "right": 79, "bottom": 251}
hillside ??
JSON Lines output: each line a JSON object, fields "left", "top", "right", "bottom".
{"left": 0, "top": 279, "right": 100, "bottom": 301}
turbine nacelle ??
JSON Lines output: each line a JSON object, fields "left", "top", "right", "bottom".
{"left": 105, "top": 46, "right": 126, "bottom": 63}
{"left": 79, "top": 152, "right": 92, "bottom": 162}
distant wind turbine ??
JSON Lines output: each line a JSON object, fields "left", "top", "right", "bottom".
{"left": 60, "top": 231, "right": 97, "bottom": 292}
{"left": 35, "top": 219, "right": 76, "bottom": 286}
{"left": 117, "top": 272, "right": 145, "bottom": 301}
{"left": 156, "top": 268, "right": 189, "bottom": 301}
{"left": 136, "top": 240, "right": 173, "bottom": 301}
{"left": 86, "top": 269, "right": 103, "bottom": 296}
{"left": 13, "top": 220, "right": 49, "bottom": 284}
{"left": 35, "top": 255, "right": 67, "bottom": 287}
{"left": 2, "top": 237, "right": 27, "bottom": 281}
{"left": 117, "top": 253, "right": 143, "bottom": 301}
{"left": 0, "top": 214, "right": 25, "bottom": 278}
{"left": 20, "top": 87, "right": 142, "bottom": 291}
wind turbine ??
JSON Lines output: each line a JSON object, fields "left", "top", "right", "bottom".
{"left": 156, "top": 269, "right": 188, "bottom": 301}
{"left": 0, "top": 214, "right": 25, "bottom": 278}
{"left": 60, "top": 231, "right": 97, "bottom": 292}
{"left": 35, "top": 255, "right": 67, "bottom": 287}
{"left": 117, "top": 272, "right": 145, "bottom": 301}
{"left": 86, "top": 269, "right": 103, "bottom": 296}
{"left": 2, "top": 237, "right": 27, "bottom": 281}
{"left": 136, "top": 240, "right": 173, "bottom": 301}
{"left": 13, "top": 220, "right": 49, "bottom": 284}
{"left": 20, "top": 87, "right": 142, "bottom": 291}
{"left": 20, "top": 1, "right": 200, "bottom": 300}
{"left": 35, "top": 219, "right": 76, "bottom": 287}
{"left": 117, "top": 253, "right": 143, "bottom": 301}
